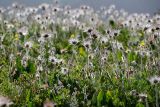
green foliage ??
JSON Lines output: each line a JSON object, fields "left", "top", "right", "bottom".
{"left": 0, "top": 4, "right": 159, "bottom": 107}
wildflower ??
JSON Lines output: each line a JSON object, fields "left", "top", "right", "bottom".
{"left": 35, "top": 71, "right": 40, "bottom": 78}
{"left": 111, "top": 41, "right": 123, "bottom": 50}
{"left": 0, "top": 8, "right": 5, "bottom": 14}
{"left": 139, "top": 93, "right": 147, "bottom": 98}
{"left": 139, "top": 41, "right": 145, "bottom": 47}
{"left": 34, "top": 14, "right": 42, "bottom": 21}
{"left": 21, "top": 56, "right": 29, "bottom": 67}
{"left": 0, "top": 96, "right": 13, "bottom": 107}
{"left": 43, "top": 99, "right": 56, "bottom": 107}
{"left": 6, "top": 23, "right": 14, "bottom": 29}
{"left": 56, "top": 59, "right": 64, "bottom": 65}
{"left": 88, "top": 54, "right": 94, "bottom": 60}
{"left": 100, "top": 36, "right": 109, "bottom": 44}
{"left": 24, "top": 41, "right": 33, "bottom": 49}
{"left": 0, "top": 35, "right": 4, "bottom": 42}
{"left": 149, "top": 76, "right": 160, "bottom": 85}
{"left": 49, "top": 56, "right": 57, "bottom": 64}
{"left": 130, "top": 90, "right": 138, "bottom": 96}
{"left": 39, "top": 3, "right": 49, "bottom": 11}
{"left": 87, "top": 28, "right": 93, "bottom": 34}
{"left": 83, "top": 40, "right": 91, "bottom": 50}
{"left": 42, "top": 32, "right": 52, "bottom": 39}
{"left": 138, "top": 93, "right": 147, "bottom": 102}
{"left": 61, "top": 67, "right": 69, "bottom": 75}
{"left": 17, "top": 26, "right": 28, "bottom": 36}
{"left": 101, "top": 56, "right": 107, "bottom": 62}
{"left": 38, "top": 37, "right": 45, "bottom": 44}
{"left": 69, "top": 38, "right": 79, "bottom": 45}
{"left": 37, "top": 65, "right": 43, "bottom": 72}
{"left": 60, "top": 48, "right": 67, "bottom": 54}
{"left": 40, "top": 83, "right": 49, "bottom": 90}
{"left": 90, "top": 33, "right": 99, "bottom": 39}
{"left": 48, "top": 47, "right": 56, "bottom": 55}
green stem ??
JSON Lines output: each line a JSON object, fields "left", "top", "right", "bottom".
{"left": 155, "top": 85, "right": 159, "bottom": 107}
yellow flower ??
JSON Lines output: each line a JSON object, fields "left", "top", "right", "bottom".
{"left": 70, "top": 34, "right": 75, "bottom": 38}
{"left": 79, "top": 46, "right": 86, "bottom": 56}
{"left": 140, "top": 41, "right": 145, "bottom": 47}
{"left": 14, "top": 33, "right": 19, "bottom": 41}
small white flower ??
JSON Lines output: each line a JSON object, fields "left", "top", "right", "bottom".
{"left": 69, "top": 38, "right": 79, "bottom": 45}
{"left": 38, "top": 37, "right": 45, "bottom": 44}
{"left": 42, "top": 32, "right": 52, "bottom": 39}
{"left": 17, "top": 26, "right": 28, "bottom": 36}
{"left": 149, "top": 76, "right": 160, "bottom": 85}
{"left": 111, "top": 41, "right": 123, "bottom": 50}
{"left": 0, "top": 96, "right": 13, "bottom": 107}
{"left": 138, "top": 93, "right": 147, "bottom": 102}
{"left": 37, "top": 66, "right": 43, "bottom": 72}
{"left": 130, "top": 90, "right": 138, "bottom": 96}
{"left": 24, "top": 41, "right": 33, "bottom": 49}
{"left": 83, "top": 40, "right": 91, "bottom": 49}
{"left": 35, "top": 71, "right": 40, "bottom": 78}
{"left": 61, "top": 67, "right": 69, "bottom": 75}
{"left": 100, "top": 36, "right": 109, "bottom": 44}
{"left": 21, "top": 56, "right": 29, "bottom": 67}
{"left": 139, "top": 93, "right": 147, "bottom": 98}
{"left": 49, "top": 56, "right": 57, "bottom": 64}
{"left": 39, "top": 3, "right": 49, "bottom": 10}
{"left": 43, "top": 99, "right": 56, "bottom": 107}
{"left": 0, "top": 35, "right": 5, "bottom": 42}
{"left": 101, "top": 56, "right": 107, "bottom": 62}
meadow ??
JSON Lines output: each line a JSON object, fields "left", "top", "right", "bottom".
{"left": 0, "top": 2, "right": 160, "bottom": 107}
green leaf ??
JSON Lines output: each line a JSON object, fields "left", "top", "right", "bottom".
{"left": 127, "top": 51, "right": 136, "bottom": 63}
{"left": 106, "top": 90, "right": 112, "bottom": 102}
{"left": 91, "top": 92, "right": 97, "bottom": 106}
{"left": 26, "top": 60, "right": 36, "bottom": 73}
{"left": 117, "top": 50, "right": 122, "bottom": 62}
{"left": 97, "top": 90, "right": 104, "bottom": 107}
{"left": 136, "top": 103, "right": 145, "bottom": 107}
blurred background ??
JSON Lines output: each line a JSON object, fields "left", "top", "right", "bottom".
{"left": 0, "top": 0, "right": 159, "bottom": 14}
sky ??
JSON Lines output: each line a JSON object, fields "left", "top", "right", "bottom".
{"left": 0, "top": 0, "right": 159, "bottom": 14}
